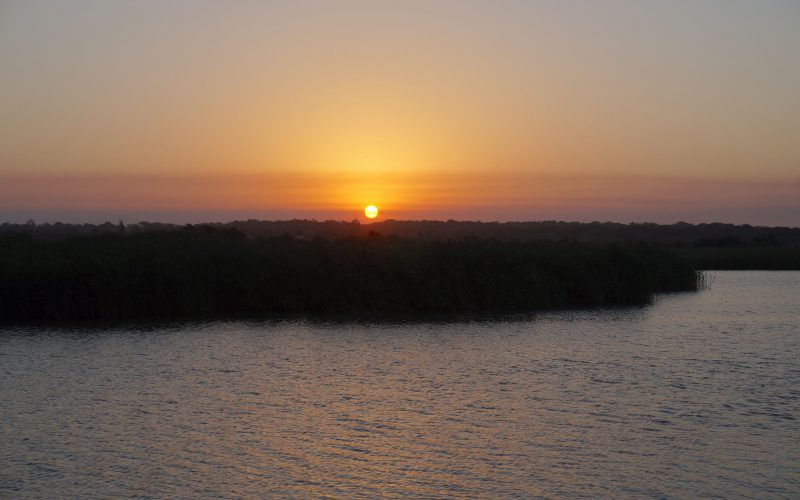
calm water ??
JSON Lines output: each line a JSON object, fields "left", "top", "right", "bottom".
{"left": 1, "top": 271, "right": 798, "bottom": 498}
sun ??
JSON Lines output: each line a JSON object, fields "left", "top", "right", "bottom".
{"left": 364, "top": 205, "right": 379, "bottom": 219}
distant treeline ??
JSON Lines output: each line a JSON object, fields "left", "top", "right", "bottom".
{"left": 0, "top": 227, "right": 702, "bottom": 322}
{"left": 678, "top": 247, "right": 800, "bottom": 270}
{"left": 3, "top": 219, "right": 800, "bottom": 247}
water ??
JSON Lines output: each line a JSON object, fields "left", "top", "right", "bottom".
{"left": 1, "top": 271, "right": 798, "bottom": 498}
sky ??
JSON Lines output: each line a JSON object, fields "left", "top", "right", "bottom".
{"left": 1, "top": 0, "right": 798, "bottom": 225}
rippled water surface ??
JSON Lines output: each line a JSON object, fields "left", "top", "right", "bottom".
{"left": 1, "top": 271, "right": 799, "bottom": 498}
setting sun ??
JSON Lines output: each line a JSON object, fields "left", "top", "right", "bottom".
{"left": 364, "top": 205, "right": 379, "bottom": 219}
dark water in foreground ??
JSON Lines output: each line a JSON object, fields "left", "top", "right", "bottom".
{"left": 1, "top": 271, "right": 798, "bottom": 498}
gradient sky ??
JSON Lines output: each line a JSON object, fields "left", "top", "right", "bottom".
{"left": 1, "top": 0, "right": 798, "bottom": 225}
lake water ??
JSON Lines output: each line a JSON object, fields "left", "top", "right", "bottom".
{"left": 1, "top": 271, "right": 798, "bottom": 498}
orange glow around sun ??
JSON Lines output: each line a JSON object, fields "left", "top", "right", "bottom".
{"left": 364, "top": 205, "right": 379, "bottom": 219}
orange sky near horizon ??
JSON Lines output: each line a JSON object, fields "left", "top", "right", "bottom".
{"left": 2, "top": 172, "right": 797, "bottom": 226}
{"left": 1, "top": 1, "right": 798, "bottom": 225}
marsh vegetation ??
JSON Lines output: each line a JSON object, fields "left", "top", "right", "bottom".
{"left": 0, "top": 226, "right": 702, "bottom": 321}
